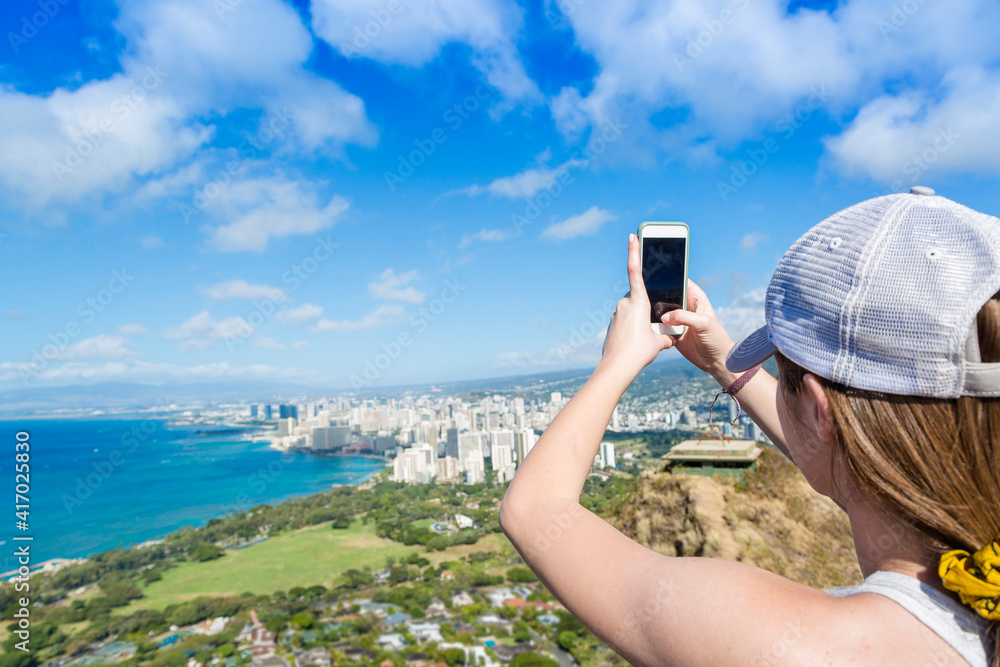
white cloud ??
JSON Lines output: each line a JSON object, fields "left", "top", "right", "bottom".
{"left": 548, "top": 0, "right": 1000, "bottom": 176}
{"left": 541, "top": 206, "right": 617, "bottom": 241}
{"left": 55, "top": 335, "right": 135, "bottom": 361}
{"left": 253, "top": 336, "right": 286, "bottom": 351}
{"left": 313, "top": 304, "right": 407, "bottom": 332}
{"left": 118, "top": 323, "right": 148, "bottom": 336}
{"left": 0, "top": 360, "right": 321, "bottom": 385}
{"left": 310, "top": 0, "right": 539, "bottom": 103}
{"left": 276, "top": 303, "right": 324, "bottom": 326}
{"left": 204, "top": 179, "right": 349, "bottom": 252}
{"left": 368, "top": 269, "right": 425, "bottom": 304}
{"left": 200, "top": 279, "right": 286, "bottom": 301}
{"left": 164, "top": 310, "right": 252, "bottom": 351}
{"left": 494, "top": 332, "right": 605, "bottom": 369}
{"left": 716, "top": 288, "right": 767, "bottom": 342}
{"left": 739, "top": 231, "right": 768, "bottom": 253}
{"left": 140, "top": 236, "right": 164, "bottom": 249}
{"left": 4, "top": 310, "right": 26, "bottom": 320}
{"left": 453, "top": 159, "right": 584, "bottom": 199}
{"left": 0, "top": 0, "right": 376, "bottom": 208}
{"left": 292, "top": 340, "right": 310, "bottom": 349}
{"left": 459, "top": 227, "right": 512, "bottom": 248}
{"left": 824, "top": 68, "right": 1000, "bottom": 182}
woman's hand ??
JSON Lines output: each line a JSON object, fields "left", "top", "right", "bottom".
{"left": 598, "top": 234, "right": 677, "bottom": 378}
{"left": 664, "top": 280, "right": 738, "bottom": 384}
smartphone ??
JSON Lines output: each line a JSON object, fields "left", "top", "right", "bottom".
{"left": 637, "top": 222, "right": 689, "bottom": 336}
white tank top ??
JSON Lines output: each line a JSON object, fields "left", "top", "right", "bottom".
{"left": 827, "top": 570, "right": 991, "bottom": 667}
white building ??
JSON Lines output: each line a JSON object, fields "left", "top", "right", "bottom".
{"left": 515, "top": 427, "right": 537, "bottom": 463}
{"left": 599, "top": 441, "right": 616, "bottom": 469}
{"left": 392, "top": 443, "right": 437, "bottom": 484}
{"left": 437, "top": 455, "right": 458, "bottom": 482}
{"left": 490, "top": 430, "right": 516, "bottom": 483}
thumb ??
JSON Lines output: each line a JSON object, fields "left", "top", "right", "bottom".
{"left": 662, "top": 308, "right": 714, "bottom": 332}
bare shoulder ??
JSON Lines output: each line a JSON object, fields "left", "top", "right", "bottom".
{"left": 618, "top": 557, "right": 970, "bottom": 667}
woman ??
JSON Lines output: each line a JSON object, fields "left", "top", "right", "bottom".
{"left": 500, "top": 188, "right": 1000, "bottom": 666}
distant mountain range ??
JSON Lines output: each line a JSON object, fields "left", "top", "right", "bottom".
{"left": 0, "top": 357, "right": 717, "bottom": 416}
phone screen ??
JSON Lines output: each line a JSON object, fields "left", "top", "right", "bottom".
{"left": 642, "top": 237, "right": 686, "bottom": 324}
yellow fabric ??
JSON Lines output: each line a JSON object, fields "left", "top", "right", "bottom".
{"left": 939, "top": 539, "right": 1000, "bottom": 621}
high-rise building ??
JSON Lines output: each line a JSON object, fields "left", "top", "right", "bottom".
{"left": 264, "top": 405, "right": 273, "bottom": 420}
{"left": 458, "top": 431, "right": 485, "bottom": 469}
{"left": 312, "top": 425, "right": 351, "bottom": 451}
{"left": 250, "top": 404, "right": 258, "bottom": 418}
{"left": 600, "top": 441, "right": 616, "bottom": 469}
{"left": 277, "top": 418, "right": 295, "bottom": 436}
{"left": 515, "top": 428, "right": 537, "bottom": 463}
{"left": 463, "top": 451, "right": 485, "bottom": 485}
{"left": 445, "top": 427, "right": 459, "bottom": 459}
{"left": 490, "top": 435, "right": 516, "bottom": 483}
{"left": 437, "top": 455, "right": 458, "bottom": 482}
{"left": 374, "top": 434, "right": 397, "bottom": 454}
{"left": 392, "top": 443, "right": 436, "bottom": 484}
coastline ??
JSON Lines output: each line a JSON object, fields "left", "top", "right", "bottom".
{"left": 16, "top": 417, "right": 390, "bottom": 566}
{"left": 21, "top": 460, "right": 389, "bottom": 577}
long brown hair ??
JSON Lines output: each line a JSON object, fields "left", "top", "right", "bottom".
{"left": 777, "top": 292, "right": 1000, "bottom": 666}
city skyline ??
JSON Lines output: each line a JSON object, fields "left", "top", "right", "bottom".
{"left": 3, "top": 0, "right": 1000, "bottom": 392}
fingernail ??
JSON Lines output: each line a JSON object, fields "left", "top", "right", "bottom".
{"left": 629, "top": 233, "right": 636, "bottom": 242}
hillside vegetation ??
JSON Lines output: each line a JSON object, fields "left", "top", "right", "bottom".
{"left": 612, "top": 447, "right": 862, "bottom": 589}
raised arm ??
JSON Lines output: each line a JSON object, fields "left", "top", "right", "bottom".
{"left": 499, "top": 235, "right": 844, "bottom": 666}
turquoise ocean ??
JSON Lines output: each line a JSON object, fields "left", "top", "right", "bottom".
{"left": 0, "top": 419, "right": 387, "bottom": 567}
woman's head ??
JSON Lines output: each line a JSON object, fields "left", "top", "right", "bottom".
{"left": 775, "top": 289, "right": 1000, "bottom": 557}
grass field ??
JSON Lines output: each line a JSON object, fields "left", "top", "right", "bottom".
{"left": 127, "top": 520, "right": 420, "bottom": 611}
{"left": 123, "top": 522, "right": 518, "bottom": 613}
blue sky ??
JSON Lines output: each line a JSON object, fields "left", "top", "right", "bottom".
{"left": 2, "top": 0, "right": 999, "bottom": 391}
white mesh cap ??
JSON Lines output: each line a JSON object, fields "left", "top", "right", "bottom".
{"left": 726, "top": 187, "right": 1000, "bottom": 398}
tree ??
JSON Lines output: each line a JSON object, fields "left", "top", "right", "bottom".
{"left": 190, "top": 543, "right": 224, "bottom": 562}
{"left": 438, "top": 647, "right": 466, "bottom": 666}
{"left": 291, "top": 612, "right": 314, "bottom": 630}
{"left": 506, "top": 567, "right": 537, "bottom": 583}
{"left": 557, "top": 631, "right": 577, "bottom": 652}
{"left": 510, "top": 653, "right": 557, "bottom": 667}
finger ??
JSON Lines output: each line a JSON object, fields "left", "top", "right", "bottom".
{"left": 626, "top": 234, "right": 647, "bottom": 303}
{"left": 662, "top": 308, "right": 716, "bottom": 333}
{"left": 686, "top": 279, "right": 715, "bottom": 316}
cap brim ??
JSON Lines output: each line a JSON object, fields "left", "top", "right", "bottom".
{"left": 726, "top": 325, "right": 777, "bottom": 373}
